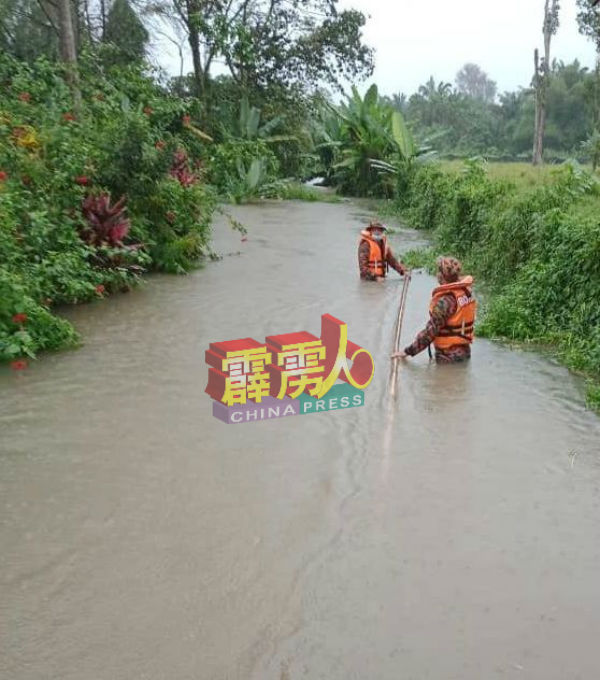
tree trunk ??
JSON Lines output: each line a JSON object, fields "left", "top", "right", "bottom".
{"left": 188, "top": 28, "right": 204, "bottom": 95}
{"left": 185, "top": 0, "right": 207, "bottom": 97}
{"left": 532, "top": 0, "right": 558, "bottom": 166}
{"left": 58, "top": 0, "right": 82, "bottom": 113}
{"left": 594, "top": 57, "right": 600, "bottom": 131}
{"left": 533, "top": 49, "right": 542, "bottom": 165}
{"left": 536, "top": 103, "right": 546, "bottom": 166}
{"left": 83, "top": 0, "right": 93, "bottom": 42}
{"left": 100, "top": 0, "right": 107, "bottom": 38}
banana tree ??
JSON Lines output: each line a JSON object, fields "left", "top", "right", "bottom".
{"left": 233, "top": 96, "right": 296, "bottom": 144}
{"left": 318, "top": 84, "right": 436, "bottom": 196}
{"left": 328, "top": 84, "right": 398, "bottom": 195}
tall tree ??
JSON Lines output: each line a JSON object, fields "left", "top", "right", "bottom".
{"left": 455, "top": 63, "right": 497, "bottom": 102}
{"left": 532, "top": 0, "right": 560, "bottom": 165}
{"left": 577, "top": 0, "right": 600, "bottom": 162}
{"left": 408, "top": 77, "right": 454, "bottom": 128}
{"left": 0, "top": 0, "right": 60, "bottom": 61}
{"left": 104, "top": 0, "right": 149, "bottom": 64}
{"left": 148, "top": 0, "right": 373, "bottom": 97}
{"left": 576, "top": 0, "right": 600, "bottom": 50}
{"left": 58, "top": 0, "right": 82, "bottom": 112}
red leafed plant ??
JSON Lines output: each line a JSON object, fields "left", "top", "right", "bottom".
{"left": 169, "top": 149, "right": 197, "bottom": 187}
{"left": 80, "top": 193, "right": 131, "bottom": 246}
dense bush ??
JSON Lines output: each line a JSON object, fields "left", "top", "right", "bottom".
{"left": 0, "top": 53, "right": 216, "bottom": 361}
{"left": 399, "top": 159, "right": 600, "bottom": 407}
{"left": 207, "top": 140, "right": 280, "bottom": 203}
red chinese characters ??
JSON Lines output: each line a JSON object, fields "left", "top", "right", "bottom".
{"left": 205, "top": 315, "right": 375, "bottom": 407}
{"left": 266, "top": 332, "right": 326, "bottom": 399}
{"left": 318, "top": 314, "right": 375, "bottom": 396}
{"left": 206, "top": 338, "right": 272, "bottom": 407}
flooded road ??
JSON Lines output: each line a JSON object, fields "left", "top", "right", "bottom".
{"left": 2, "top": 200, "right": 600, "bottom": 680}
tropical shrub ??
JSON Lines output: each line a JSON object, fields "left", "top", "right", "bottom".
{"left": 208, "top": 139, "right": 279, "bottom": 202}
{"left": 0, "top": 52, "right": 216, "bottom": 362}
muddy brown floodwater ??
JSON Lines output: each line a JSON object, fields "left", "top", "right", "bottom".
{"left": 1, "top": 200, "right": 600, "bottom": 680}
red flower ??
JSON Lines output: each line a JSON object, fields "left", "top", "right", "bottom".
{"left": 0, "top": 171, "right": 7, "bottom": 181}
{"left": 10, "top": 359, "right": 28, "bottom": 371}
{"left": 182, "top": 114, "right": 191, "bottom": 126}
{"left": 95, "top": 284, "right": 105, "bottom": 295}
{"left": 155, "top": 140, "right": 166, "bottom": 150}
{"left": 62, "top": 112, "right": 76, "bottom": 122}
{"left": 143, "top": 106, "right": 153, "bottom": 116}
{"left": 166, "top": 211, "right": 176, "bottom": 224}
{"left": 18, "top": 92, "right": 31, "bottom": 103}
{"left": 75, "top": 176, "right": 90, "bottom": 186}
{"left": 169, "top": 149, "right": 197, "bottom": 187}
{"left": 12, "top": 313, "right": 27, "bottom": 324}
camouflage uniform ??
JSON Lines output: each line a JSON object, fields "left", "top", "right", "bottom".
{"left": 403, "top": 291, "right": 471, "bottom": 363}
{"left": 358, "top": 240, "right": 406, "bottom": 280}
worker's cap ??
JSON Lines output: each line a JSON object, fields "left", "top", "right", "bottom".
{"left": 366, "top": 220, "right": 388, "bottom": 231}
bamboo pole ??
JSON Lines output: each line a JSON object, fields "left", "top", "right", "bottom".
{"left": 382, "top": 270, "right": 412, "bottom": 458}
{"left": 388, "top": 270, "right": 412, "bottom": 399}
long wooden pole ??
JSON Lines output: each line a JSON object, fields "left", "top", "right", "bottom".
{"left": 382, "top": 270, "right": 412, "bottom": 458}
{"left": 388, "top": 270, "right": 412, "bottom": 399}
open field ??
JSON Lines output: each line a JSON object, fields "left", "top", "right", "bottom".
{"left": 440, "top": 160, "right": 599, "bottom": 190}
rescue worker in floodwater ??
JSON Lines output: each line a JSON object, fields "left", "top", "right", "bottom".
{"left": 358, "top": 220, "right": 407, "bottom": 281}
{"left": 392, "top": 256, "right": 477, "bottom": 363}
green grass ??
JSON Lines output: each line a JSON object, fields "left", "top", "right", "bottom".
{"left": 273, "top": 182, "right": 343, "bottom": 203}
{"left": 563, "top": 191, "right": 600, "bottom": 221}
{"left": 439, "top": 160, "right": 599, "bottom": 193}
{"left": 586, "top": 383, "right": 600, "bottom": 410}
{"left": 401, "top": 247, "right": 438, "bottom": 271}
{"left": 390, "top": 160, "right": 600, "bottom": 413}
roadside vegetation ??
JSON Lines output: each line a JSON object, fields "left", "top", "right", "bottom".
{"left": 392, "top": 160, "right": 600, "bottom": 409}
{"left": 0, "top": 0, "right": 373, "bottom": 364}
{"left": 1, "top": 0, "right": 600, "bottom": 410}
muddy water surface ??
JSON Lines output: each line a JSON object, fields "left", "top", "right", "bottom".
{"left": 1, "top": 201, "right": 600, "bottom": 680}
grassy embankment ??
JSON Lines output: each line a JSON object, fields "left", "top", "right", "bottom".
{"left": 384, "top": 160, "right": 600, "bottom": 410}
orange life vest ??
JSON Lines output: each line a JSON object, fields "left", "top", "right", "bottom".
{"left": 359, "top": 230, "right": 389, "bottom": 278}
{"left": 429, "top": 276, "right": 477, "bottom": 351}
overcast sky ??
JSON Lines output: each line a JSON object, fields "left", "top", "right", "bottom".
{"left": 339, "top": 0, "right": 598, "bottom": 95}
{"left": 155, "top": 0, "right": 599, "bottom": 96}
